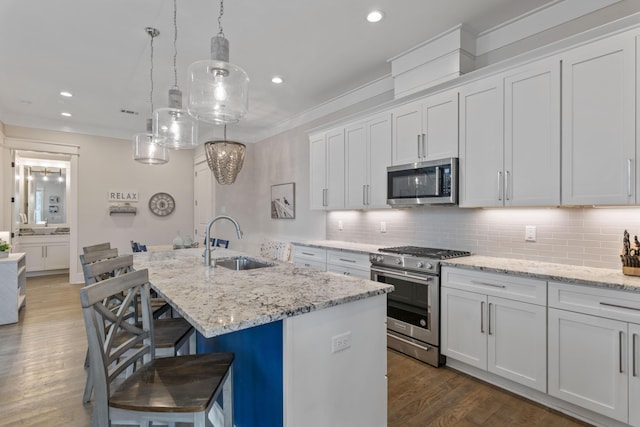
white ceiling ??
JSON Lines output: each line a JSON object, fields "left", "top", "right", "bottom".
{"left": 0, "top": 0, "right": 555, "bottom": 143}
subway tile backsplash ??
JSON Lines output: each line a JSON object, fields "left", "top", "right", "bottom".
{"left": 326, "top": 207, "right": 640, "bottom": 270}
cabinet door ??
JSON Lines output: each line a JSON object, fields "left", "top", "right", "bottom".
{"left": 345, "top": 122, "right": 367, "bottom": 209}
{"left": 391, "top": 100, "right": 421, "bottom": 165}
{"left": 548, "top": 308, "right": 628, "bottom": 423}
{"left": 487, "top": 296, "right": 547, "bottom": 392}
{"left": 504, "top": 59, "right": 560, "bottom": 206}
{"left": 15, "top": 244, "right": 46, "bottom": 272}
{"left": 45, "top": 243, "right": 69, "bottom": 270}
{"left": 441, "top": 287, "right": 487, "bottom": 369}
{"left": 366, "top": 113, "right": 392, "bottom": 209}
{"left": 194, "top": 161, "right": 213, "bottom": 241}
{"left": 309, "top": 133, "right": 327, "bottom": 210}
{"left": 459, "top": 76, "right": 504, "bottom": 207}
{"left": 422, "top": 90, "right": 458, "bottom": 160}
{"left": 326, "top": 129, "right": 345, "bottom": 209}
{"left": 561, "top": 33, "right": 636, "bottom": 205}
{"left": 630, "top": 322, "right": 640, "bottom": 427}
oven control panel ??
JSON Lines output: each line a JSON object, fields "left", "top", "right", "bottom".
{"left": 369, "top": 253, "right": 438, "bottom": 273}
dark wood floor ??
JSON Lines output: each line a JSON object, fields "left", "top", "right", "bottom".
{"left": 0, "top": 274, "right": 592, "bottom": 426}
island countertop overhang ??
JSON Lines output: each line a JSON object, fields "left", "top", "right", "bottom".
{"left": 133, "top": 248, "right": 393, "bottom": 338}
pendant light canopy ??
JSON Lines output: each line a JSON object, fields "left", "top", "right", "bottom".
{"left": 187, "top": 0, "right": 249, "bottom": 124}
{"left": 134, "top": 27, "right": 169, "bottom": 165}
{"left": 204, "top": 125, "right": 246, "bottom": 184}
{"left": 154, "top": 0, "right": 198, "bottom": 149}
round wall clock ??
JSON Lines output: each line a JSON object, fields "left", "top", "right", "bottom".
{"left": 148, "top": 192, "right": 175, "bottom": 216}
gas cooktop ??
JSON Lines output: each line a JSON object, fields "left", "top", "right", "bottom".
{"left": 378, "top": 246, "right": 471, "bottom": 260}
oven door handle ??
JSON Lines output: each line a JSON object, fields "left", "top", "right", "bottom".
{"left": 371, "top": 266, "right": 434, "bottom": 283}
{"left": 388, "top": 332, "right": 430, "bottom": 351}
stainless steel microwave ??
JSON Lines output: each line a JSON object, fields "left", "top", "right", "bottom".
{"left": 387, "top": 157, "right": 458, "bottom": 206}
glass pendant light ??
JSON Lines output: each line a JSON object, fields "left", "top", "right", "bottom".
{"left": 187, "top": 0, "right": 249, "bottom": 124}
{"left": 154, "top": 0, "right": 198, "bottom": 149}
{"left": 133, "top": 27, "right": 169, "bottom": 165}
{"left": 204, "top": 125, "right": 246, "bottom": 184}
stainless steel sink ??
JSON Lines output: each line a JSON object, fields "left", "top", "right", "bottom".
{"left": 212, "top": 256, "right": 275, "bottom": 271}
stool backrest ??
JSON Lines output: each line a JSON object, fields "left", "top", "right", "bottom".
{"left": 80, "top": 269, "right": 155, "bottom": 422}
{"left": 83, "top": 242, "right": 111, "bottom": 254}
{"left": 79, "top": 248, "right": 119, "bottom": 267}
{"left": 82, "top": 254, "right": 134, "bottom": 285}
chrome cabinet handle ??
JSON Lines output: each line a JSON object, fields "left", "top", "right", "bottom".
{"left": 600, "top": 302, "right": 640, "bottom": 312}
{"left": 505, "top": 170, "right": 510, "bottom": 201}
{"left": 422, "top": 133, "right": 426, "bottom": 159}
{"left": 322, "top": 188, "right": 328, "bottom": 206}
{"left": 488, "top": 302, "right": 493, "bottom": 335}
{"left": 480, "top": 301, "right": 485, "bottom": 333}
{"left": 620, "top": 331, "right": 625, "bottom": 374}
{"left": 301, "top": 252, "right": 315, "bottom": 256}
{"left": 498, "top": 171, "right": 503, "bottom": 201}
{"left": 363, "top": 185, "right": 366, "bottom": 205}
{"left": 628, "top": 159, "right": 633, "bottom": 197}
{"left": 417, "top": 135, "right": 421, "bottom": 158}
{"left": 366, "top": 185, "right": 370, "bottom": 205}
{"left": 470, "top": 280, "right": 506, "bottom": 289}
{"left": 634, "top": 333, "right": 638, "bottom": 377}
{"left": 339, "top": 258, "right": 357, "bottom": 263}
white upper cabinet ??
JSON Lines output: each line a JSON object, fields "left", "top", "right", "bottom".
{"left": 504, "top": 59, "right": 561, "bottom": 206}
{"left": 460, "top": 58, "right": 560, "bottom": 207}
{"left": 391, "top": 90, "right": 458, "bottom": 165}
{"left": 561, "top": 31, "right": 636, "bottom": 206}
{"left": 345, "top": 113, "right": 392, "bottom": 209}
{"left": 309, "top": 132, "right": 328, "bottom": 210}
{"left": 309, "top": 128, "right": 345, "bottom": 210}
{"left": 459, "top": 76, "right": 504, "bottom": 207}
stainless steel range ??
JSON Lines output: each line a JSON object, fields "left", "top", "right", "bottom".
{"left": 369, "top": 246, "right": 471, "bottom": 367}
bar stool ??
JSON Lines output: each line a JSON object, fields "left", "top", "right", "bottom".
{"left": 80, "top": 269, "right": 233, "bottom": 427}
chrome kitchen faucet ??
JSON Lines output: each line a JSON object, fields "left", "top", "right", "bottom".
{"left": 203, "top": 215, "right": 243, "bottom": 266}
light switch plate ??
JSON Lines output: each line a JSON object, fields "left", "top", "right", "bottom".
{"left": 338, "top": 220, "right": 343, "bottom": 231}
{"left": 380, "top": 221, "right": 387, "bottom": 233}
{"left": 525, "top": 225, "right": 536, "bottom": 242}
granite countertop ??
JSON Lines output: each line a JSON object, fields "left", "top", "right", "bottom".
{"left": 443, "top": 255, "right": 640, "bottom": 293}
{"left": 133, "top": 248, "right": 393, "bottom": 338}
{"left": 292, "top": 240, "right": 381, "bottom": 255}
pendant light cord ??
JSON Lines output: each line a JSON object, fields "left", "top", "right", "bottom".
{"left": 173, "top": 0, "right": 178, "bottom": 89}
{"left": 217, "top": 0, "right": 225, "bottom": 37}
{"left": 148, "top": 29, "right": 157, "bottom": 115}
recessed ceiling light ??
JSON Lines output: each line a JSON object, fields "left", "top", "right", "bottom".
{"left": 61, "top": 112, "right": 72, "bottom": 117}
{"left": 367, "top": 10, "right": 384, "bottom": 23}
{"left": 271, "top": 76, "right": 283, "bottom": 84}
{"left": 59, "top": 91, "right": 73, "bottom": 97}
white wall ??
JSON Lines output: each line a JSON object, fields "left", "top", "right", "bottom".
{"left": 3, "top": 125, "right": 194, "bottom": 258}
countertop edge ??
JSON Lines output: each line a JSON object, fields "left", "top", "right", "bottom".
{"left": 442, "top": 256, "right": 640, "bottom": 293}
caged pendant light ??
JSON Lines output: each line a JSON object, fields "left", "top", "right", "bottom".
{"left": 133, "top": 27, "right": 169, "bottom": 165}
{"left": 204, "top": 125, "right": 246, "bottom": 185}
{"left": 187, "top": 0, "right": 249, "bottom": 124}
{"left": 153, "top": 0, "right": 198, "bottom": 149}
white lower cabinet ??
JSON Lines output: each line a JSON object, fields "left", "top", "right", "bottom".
{"left": 548, "top": 281, "right": 640, "bottom": 426}
{"left": 441, "top": 267, "right": 547, "bottom": 392}
{"left": 292, "top": 244, "right": 371, "bottom": 279}
{"left": 13, "top": 235, "right": 70, "bottom": 272}
{"left": 292, "top": 245, "right": 327, "bottom": 270}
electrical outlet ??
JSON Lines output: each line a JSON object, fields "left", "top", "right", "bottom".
{"left": 331, "top": 331, "right": 352, "bottom": 353}
{"left": 525, "top": 225, "right": 537, "bottom": 242}
{"left": 338, "top": 220, "right": 343, "bottom": 231}
{"left": 380, "top": 221, "right": 387, "bottom": 233}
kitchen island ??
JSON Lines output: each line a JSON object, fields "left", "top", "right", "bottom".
{"left": 134, "top": 248, "right": 392, "bottom": 427}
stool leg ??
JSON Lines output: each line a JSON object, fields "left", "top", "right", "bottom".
{"left": 223, "top": 365, "right": 233, "bottom": 427}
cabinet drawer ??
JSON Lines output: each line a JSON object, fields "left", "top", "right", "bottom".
{"left": 326, "top": 249, "right": 370, "bottom": 270}
{"left": 441, "top": 267, "right": 546, "bottom": 306}
{"left": 549, "top": 281, "right": 640, "bottom": 323}
{"left": 293, "top": 257, "right": 326, "bottom": 271}
{"left": 292, "top": 245, "right": 327, "bottom": 262}
{"left": 326, "top": 264, "right": 370, "bottom": 280}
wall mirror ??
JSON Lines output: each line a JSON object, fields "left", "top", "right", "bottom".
{"left": 14, "top": 151, "right": 71, "bottom": 227}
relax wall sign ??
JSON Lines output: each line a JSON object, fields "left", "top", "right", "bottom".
{"left": 108, "top": 190, "right": 139, "bottom": 202}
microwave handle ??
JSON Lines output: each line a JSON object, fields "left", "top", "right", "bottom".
{"left": 435, "top": 166, "right": 440, "bottom": 196}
